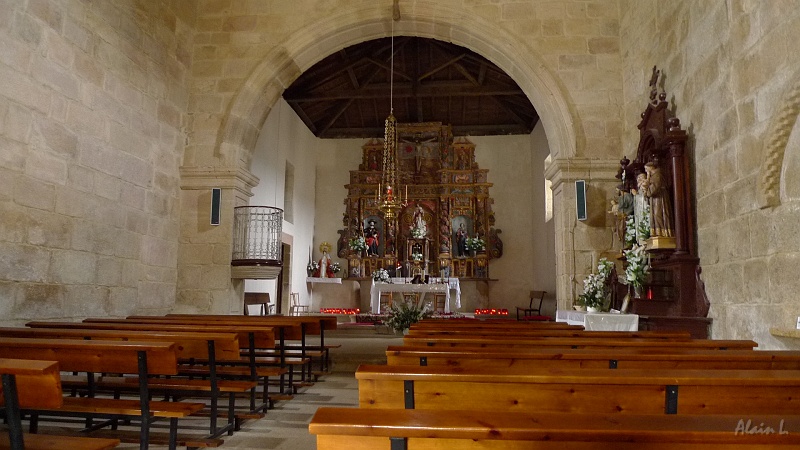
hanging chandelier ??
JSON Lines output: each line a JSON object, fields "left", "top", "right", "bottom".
{"left": 377, "top": 7, "right": 404, "bottom": 220}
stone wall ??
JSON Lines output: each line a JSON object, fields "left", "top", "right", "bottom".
{"left": 184, "top": 0, "right": 625, "bottom": 309}
{"left": 620, "top": 0, "right": 800, "bottom": 347}
{"left": 0, "top": 0, "right": 194, "bottom": 324}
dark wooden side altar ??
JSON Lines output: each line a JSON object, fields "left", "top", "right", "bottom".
{"left": 336, "top": 122, "right": 503, "bottom": 280}
{"left": 612, "top": 67, "right": 711, "bottom": 338}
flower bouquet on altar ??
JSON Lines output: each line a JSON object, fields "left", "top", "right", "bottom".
{"left": 411, "top": 252, "right": 423, "bottom": 262}
{"left": 307, "top": 260, "right": 319, "bottom": 277}
{"left": 577, "top": 258, "right": 614, "bottom": 312}
{"left": 349, "top": 236, "right": 367, "bottom": 254}
{"left": 410, "top": 227, "right": 426, "bottom": 239}
{"left": 372, "top": 268, "right": 390, "bottom": 283}
{"left": 465, "top": 236, "right": 485, "bottom": 252}
{"left": 623, "top": 243, "right": 649, "bottom": 297}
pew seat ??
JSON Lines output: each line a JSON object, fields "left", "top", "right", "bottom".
{"left": 310, "top": 407, "right": 800, "bottom": 449}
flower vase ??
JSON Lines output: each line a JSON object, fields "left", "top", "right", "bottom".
{"left": 634, "top": 285, "right": 643, "bottom": 299}
{"left": 586, "top": 306, "right": 599, "bottom": 313}
{"left": 307, "top": 268, "right": 314, "bottom": 277}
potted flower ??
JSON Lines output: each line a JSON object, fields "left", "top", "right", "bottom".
{"left": 465, "top": 236, "right": 485, "bottom": 255}
{"left": 372, "top": 268, "right": 390, "bottom": 283}
{"left": 307, "top": 260, "right": 319, "bottom": 277}
{"left": 385, "top": 301, "right": 431, "bottom": 334}
{"left": 578, "top": 258, "right": 614, "bottom": 312}
{"left": 349, "top": 236, "right": 367, "bottom": 255}
{"left": 410, "top": 227, "right": 426, "bottom": 239}
{"left": 623, "top": 243, "right": 649, "bottom": 297}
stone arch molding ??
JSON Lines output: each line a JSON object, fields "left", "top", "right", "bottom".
{"left": 217, "top": 1, "right": 579, "bottom": 171}
{"left": 758, "top": 68, "right": 800, "bottom": 208}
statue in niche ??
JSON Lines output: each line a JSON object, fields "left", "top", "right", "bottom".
{"left": 643, "top": 161, "right": 674, "bottom": 238}
{"left": 455, "top": 223, "right": 467, "bottom": 257}
{"left": 364, "top": 220, "right": 380, "bottom": 256}
{"left": 411, "top": 204, "right": 427, "bottom": 237}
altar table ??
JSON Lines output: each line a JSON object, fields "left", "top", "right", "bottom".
{"left": 371, "top": 278, "right": 461, "bottom": 314}
{"left": 555, "top": 309, "right": 639, "bottom": 331}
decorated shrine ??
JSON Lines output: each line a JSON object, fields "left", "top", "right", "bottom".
{"left": 336, "top": 122, "right": 503, "bottom": 279}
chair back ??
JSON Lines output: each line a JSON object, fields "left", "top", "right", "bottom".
{"left": 244, "top": 292, "right": 270, "bottom": 316}
{"left": 529, "top": 290, "right": 546, "bottom": 309}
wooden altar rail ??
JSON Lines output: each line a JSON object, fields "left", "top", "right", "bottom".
{"left": 402, "top": 335, "right": 758, "bottom": 350}
{"left": 356, "top": 364, "right": 800, "bottom": 416}
{"left": 0, "top": 359, "right": 121, "bottom": 450}
{"left": 387, "top": 346, "right": 800, "bottom": 371}
{"left": 311, "top": 408, "right": 800, "bottom": 449}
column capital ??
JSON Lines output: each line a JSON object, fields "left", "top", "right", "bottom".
{"left": 544, "top": 157, "right": 620, "bottom": 189}
{"left": 180, "top": 166, "right": 260, "bottom": 203}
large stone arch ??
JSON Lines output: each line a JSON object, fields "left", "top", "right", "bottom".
{"left": 216, "top": 2, "right": 579, "bottom": 172}
{"left": 758, "top": 69, "right": 800, "bottom": 208}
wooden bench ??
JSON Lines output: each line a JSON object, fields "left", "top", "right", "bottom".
{"left": 122, "top": 316, "right": 313, "bottom": 393}
{"left": 412, "top": 320, "right": 582, "bottom": 330}
{"left": 356, "top": 364, "right": 800, "bottom": 416}
{"left": 310, "top": 407, "right": 800, "bottom": 449}
{"left": 402, "top": 335, "right": 758, "bottom": 350}
{"left": 405, "top": 329, "right": 692, "bottom": 339}
{"left": 0, "top": 358, "right": 121, "bottom": 450}
{"left": 387, "top": 345, "right": 800, "bottom": 370}
{"left": 0, "top": 338, "right": 208, "bottom": 450}
{"left": 4, "top": 326, "right": 255, "bottom": 437}
{"left": 29, "top": 320, "right": 286, "bottom": 412}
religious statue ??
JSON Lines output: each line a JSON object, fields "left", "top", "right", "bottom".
{"left": 455, "top": 223, "right": 467, "bottom": 257}
{"left": 643, "top": 161, "right": 674, "bottom": 238}
{"left": 411, "top": 205, "right": 427, "bottom": 237}
{"left": 364, "top": 220, "right": 380, "bottom": 256}
{"left": 612, "top": 184, "right": 634, "bottom": 247}
{"left": 632, "top": 171, "right": 649, "bottom": 244}
{"left": 317, "top": 242, "right": 332, "bottom": 278}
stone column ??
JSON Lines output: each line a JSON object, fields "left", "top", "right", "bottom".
{"left": 545, "top": 158, "right": 620, "bottom": 310}
{"left": 177, "top": 167, "right": 259, "bottom": 314}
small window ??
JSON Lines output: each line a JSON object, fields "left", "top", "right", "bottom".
{"left": 283, "top": 161, "right": 295, "bottom": 223}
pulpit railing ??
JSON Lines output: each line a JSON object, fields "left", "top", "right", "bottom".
{"left": 232, "top": 206, "right": 283, "bottom": 265}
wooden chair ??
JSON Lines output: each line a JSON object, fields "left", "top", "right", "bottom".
{"left": 516, "top": 290, "right": 547, "bottom": 321}
{"left": 289, "top": 292, "right": 308, "bottom": 316}
{"left": 244, "top": 292, "right": 270, "bottom": 316}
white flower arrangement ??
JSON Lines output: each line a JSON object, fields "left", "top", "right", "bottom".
{"left": 578, "top": 258, "right": 614, "bottom": 310}
{"left": 623, "top": 243, "right": 649, "bottom": 290}
{"left": 307, "top": 260, "right": 319, "bottom": 272}
{"left": 465, "top": 236, "right": 485, "bottom": 251}
{"left": 411, "top": 252, "right": 423, "bottom": 261}
{"left": 330, "top": 262, "right": 341, "bottom": 273}
{"left": 410, "top": 227, "right": 426, "bottom": 239}
{"left": 385, "top": 301, "right": 431, "bottom": 333}
{"left": 349, "top": 236, "right": 367, "bottom": 252}
{"left": 372, "top": 268, "right": 390, "bottom": 283}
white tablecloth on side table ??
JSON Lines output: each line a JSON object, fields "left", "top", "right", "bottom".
{"left": 370, "top": 282, "right": 451, "bottom": 313}
{"left": 555, "top": 310, "right": 639, "bottom": 331}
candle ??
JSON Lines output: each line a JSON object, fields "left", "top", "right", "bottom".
{"left": 405, "top": 185, "right": 408, "bottom": 202}
{"left": 387, "top": 185, "right": 393, "bottom": 201}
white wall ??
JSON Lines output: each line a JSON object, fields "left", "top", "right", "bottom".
{"left": 245, "top": 99, "right": 327, "bottom": 313}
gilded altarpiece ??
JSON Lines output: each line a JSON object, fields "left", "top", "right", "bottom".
{"left": 336, "top": 123, "right": 503, "bottom": 279}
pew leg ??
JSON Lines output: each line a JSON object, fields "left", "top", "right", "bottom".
{"left": 227, "top": 392, "right": 235, "bottom": 435}
{"left": 168, "top": 417, "right": 178, "bottom": 450}
{"left": 28, "top": 412, "right": 38, "bottom": 434}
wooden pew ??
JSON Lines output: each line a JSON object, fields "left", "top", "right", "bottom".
{"left": 164, "top": 314, "right": 340, "bottom": 374}
{"left": 310, "top": 407, "right": 800, "bottom": 449}
{"left": 121, "top": 316, "right": 314, "bottom": 392}
{"left": 413, "top": 319, "right": 582, "bottom": 329}
{"left": 402, "top": 335, "right": 758, "bottom": 350}
{"left": 0, "top": 358, "right": 121, "bottom": 450}
{"left": 405, "top": 329, "right": 692, "bottom": 339}
{"left": 2, "top": 326, "right": 254, "bottom": 437}
{"left": 0, "top": 338, "right": 207, "bottom": 450}
{"left": 28, "top": 320, "right": 284, "bottom": 412}
{"left": 356, "top": 364, "right": 800, "bottom": 416}
{"left": 387, "top": 346, "right": 800, "bottom": 370}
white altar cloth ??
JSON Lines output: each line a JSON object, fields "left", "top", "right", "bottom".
{"left": 555, "top": 309, "right": 639, "bottom": 331}
{"left": 371, "top": 278, "right": 460, "bottom": 313}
